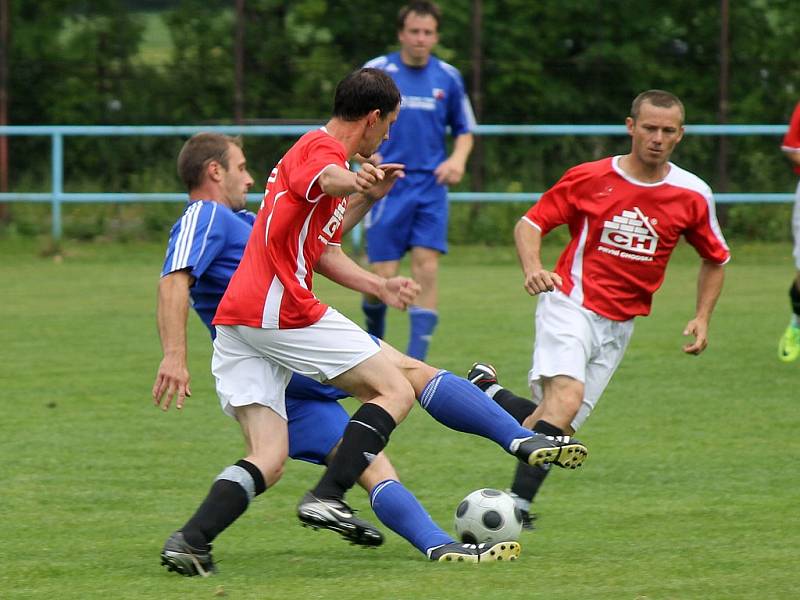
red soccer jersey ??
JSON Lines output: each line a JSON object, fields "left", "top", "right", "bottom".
{"left": 781, "top": 101, "right": 800, "bottom": 175}
{"left": 214, "top": 129, "right": 349, "bottom": 329}
{"left": 523, "top": 156, "right": 730, "bottom": 321}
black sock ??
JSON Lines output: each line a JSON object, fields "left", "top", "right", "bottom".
{"left": 312, "top": 403, "right": 396, "bottom": 500}
{"left": 533, "top": 419, "right": 563, "bottom": 437}
{"left": 790, "top": 280, "right": 800, "bottom": 315}
{"left": 492, "top": 388, "right": 537, "bottom": 424}
{"left": 182, "top": 459, "right": 266, "bottom": 548}
{"left": 510, "top": 462, "right": 551, "bottom": 505}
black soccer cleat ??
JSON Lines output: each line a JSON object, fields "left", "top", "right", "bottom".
{"left": 160, "top": 531, "right": 217, "bottom": 577}
{"left": 466, "top": 362, "right": 498, "bottom": 390}
{"left": 514, "top": 434, "right": 588, "bottom": 469}
{"left": 428, "top": 541, "right": 521, "bottom": 563}
{"left": 297, "top": 491, "right": 384, "bottom": 547}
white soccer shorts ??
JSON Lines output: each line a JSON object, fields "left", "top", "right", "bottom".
{"left": 212, "top": 308, "right": 380, "bottom": 419}
{"left": 528, "top": 289, "right": 634, "bottom": 431}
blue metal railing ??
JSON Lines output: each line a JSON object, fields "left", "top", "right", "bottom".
{"left": 0, "top": 123, "right": 792, "bottom": 240}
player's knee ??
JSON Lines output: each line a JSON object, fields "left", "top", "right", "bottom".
{"left": 383, "top": 377, "right": 416, "bottom": 420}
{"left": 248, "top": 453, "right": 287, "bottom": 487}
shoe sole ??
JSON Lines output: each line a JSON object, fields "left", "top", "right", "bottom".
{"left": 160, "top": 551, "right": 213, "bottom": 577}
{"left": 436, "top": 541, "right": 521, "bottom": 563}
{"left": 527, "top": 443, "right": 588, "bottom": 469}
{"left": 298, "top": 512, "right": 383, "bottom": 547}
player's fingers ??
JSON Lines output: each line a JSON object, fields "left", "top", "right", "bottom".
{"left": 162, "top": 386, "right": 175, "bottom": 411}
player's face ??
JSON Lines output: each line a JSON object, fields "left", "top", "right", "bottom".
{"left": 398, "top": 12, "right": 438, "bottom": 66}
{"left": 626, "top": 101, "right": 685, "bottom": 169}
{"left": 221, "top": 144, "right": 254, "bottom": 210}
{"left": 361, "top": 104, "right": 400, "bottom": 157}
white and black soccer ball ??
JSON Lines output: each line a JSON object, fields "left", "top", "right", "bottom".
{"left": 454, "top": 488, "right": 523, "bottom": 545}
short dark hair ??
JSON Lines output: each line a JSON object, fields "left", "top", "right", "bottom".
{"left": 630, "top": 90, "right": 685, "bottom": 123}
{"left": 177, "top": 132, "right": 242, "bottom": 191}
{"left": 332, "top": 68, "right": 401, "bottom": 122}
{"left": 397, "top": 1, "right": 441, "bottom": 31}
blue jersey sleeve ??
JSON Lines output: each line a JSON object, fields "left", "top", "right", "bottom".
{"left": 444, "top": 64, "right": 476, "bottom": 137}
{"left": 161, "top": 201, "right": 226, "bottom": 281}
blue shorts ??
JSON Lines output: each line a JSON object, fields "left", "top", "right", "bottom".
{"left": 286, "top": 374, "right": 349, "bottom": 465}
{"left": 365, "top": 171, "right": 448, "bottom": 262}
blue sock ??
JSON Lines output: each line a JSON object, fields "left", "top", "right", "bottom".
{"left": 419, "top": 371, "right": 534, "bottom": 452}
{"left": 362, "top": 300, "right": 387, "bottom": 339}
{"left": 370, "top": 479, "right": 453, "bottom": 555}
{"left": 407, "top": 306, "right": 438, "bottom": 360}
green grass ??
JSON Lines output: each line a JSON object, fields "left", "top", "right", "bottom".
{"left": 1, "top": 237, "right": 798, "bottom": 599}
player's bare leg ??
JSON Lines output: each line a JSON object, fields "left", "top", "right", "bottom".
{"left": 162, "top": 406, "right": 288, "bottom": 576}
{"left": 297, "top": 353, "right": 415, "bottom": 544}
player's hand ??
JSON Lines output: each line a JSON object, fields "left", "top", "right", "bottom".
{"left": 354, "top": 162, "right": 387, "bottom": 193}
{"left": 152, "top": 355, "right": 192, "bottom": 411}
{"left": 522, "top": 269, "right": 563, "bottom": 296}
{"left": 380, "top": 276, "right": 420, "bottom": 310}
{"left": 355, "top": 152, "right": 383, "bottom": 166}
{"left": 364, "top": 163, "right": 405, "bottom": 201}
{"left": 434, "top": 157, "right": 465, "bottom": 185}
{"left": 682, "top": 318, "right": 709, "bottom": 355}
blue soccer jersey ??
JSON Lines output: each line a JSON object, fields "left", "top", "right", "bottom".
{"left": 162, "top": 199, "right": 350, "bottom": 463}
{"left": 162, "top": 200, "right": 255, "bottom": 331}
{"left": 364, "top": 52, "right": 476, "bottom": 172}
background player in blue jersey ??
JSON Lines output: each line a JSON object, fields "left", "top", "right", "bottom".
{"left": 152, "top": 132, "right": 525, "bottom": 575}
{"left": 361, "top": 1, "right": 476, "bottom": 360}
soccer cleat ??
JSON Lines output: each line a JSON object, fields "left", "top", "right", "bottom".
{"left": 297, "top": 491, "right": 384, "bottom": 547}
{"left": 428, "top": 541, "right": 521, "bottom": 563}
{"left": 160, "top": 531, "right": 216, "bottom": 577}
{"left": 466, "top": 362, "right": 498, "bottom": 390}
{"left": 778, "top": 325, "right": 800, "bottom": 362}
{"left": 514, "top": 434, "right": 588, "bottom": 469}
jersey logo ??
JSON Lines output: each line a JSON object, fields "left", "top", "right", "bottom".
{"left": 433, "top": 87, "right": 446, "bottom": 100}
{"left": 598, "top": 206, "right": 658, "bottom": 261}
{"left": 318, "top": 198, "right": 347, "bottom": 243}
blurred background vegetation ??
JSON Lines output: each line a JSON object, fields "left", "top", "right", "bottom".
{"left": 1, "top": 0, "right": 799, "bottom": 243}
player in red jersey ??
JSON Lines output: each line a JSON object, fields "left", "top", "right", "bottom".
{"left": 778, "top": 100, "right": 800, "bottom": 362}
{"left": 468, "top": 90, "right": 730, "bottom": 522}
{"left": 168, "top": 69, "right": 580, "bottom": 573}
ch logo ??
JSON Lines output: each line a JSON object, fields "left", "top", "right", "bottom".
{"left": 600, "top": 207, "right": 658, "bottom": 255}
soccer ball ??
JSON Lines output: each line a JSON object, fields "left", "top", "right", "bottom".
{"left": 454, "top": 488, "right": 523, "bottom": 545}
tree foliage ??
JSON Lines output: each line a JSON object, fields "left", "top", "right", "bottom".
{"left": 4, "top": 0, "right": 800, "bottom": 240}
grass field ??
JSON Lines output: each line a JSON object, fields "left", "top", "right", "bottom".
{"left": 2, "top": 237, "right": 798, "bottom": 600}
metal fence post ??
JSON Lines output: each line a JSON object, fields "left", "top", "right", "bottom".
{"left": 51, "top": 131, "right": 63, "bottom": 242}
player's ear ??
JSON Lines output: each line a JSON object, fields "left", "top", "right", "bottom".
{"left": 206, "top": 159, "right": 223, "bottom": 183}
{"left": 367, "top": 109, "right": 381, "bottom": 128}
{"left": 625, "top": 116, "right": 635, "bottom": 136}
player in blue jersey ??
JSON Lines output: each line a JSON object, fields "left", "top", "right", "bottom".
{"left": 361, "top": 1, "right": 475, "bottom": 360}
{"left": 152, "top": 132, "right": 528, "bottom": 575}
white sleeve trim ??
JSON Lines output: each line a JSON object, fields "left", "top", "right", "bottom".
{"left": 521, "top": 215, "right": 543, "bottom": 232}
{"left": 306, "top": 164, "right": 340, "bottom": 203}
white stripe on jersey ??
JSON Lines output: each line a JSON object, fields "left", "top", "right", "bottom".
{"left": 294, "top": 204, "right": 319, "bottom": 291}
{"left": 568, "top": 217, "right": 589, "bottom": 305}
{"left": 665, "top": 163, "right": 730, "bottom": 259}
{"left": 363, "top": 55, "right": 389, "bottom": 69}
{"left": 171, "top": 201, "right": 203, "bottom": 272}
{"left": 196, "top": 203, "right": 218, "bottom": 268}
{"left": 261, "top": 276, "right": 284, "bottom": 329}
